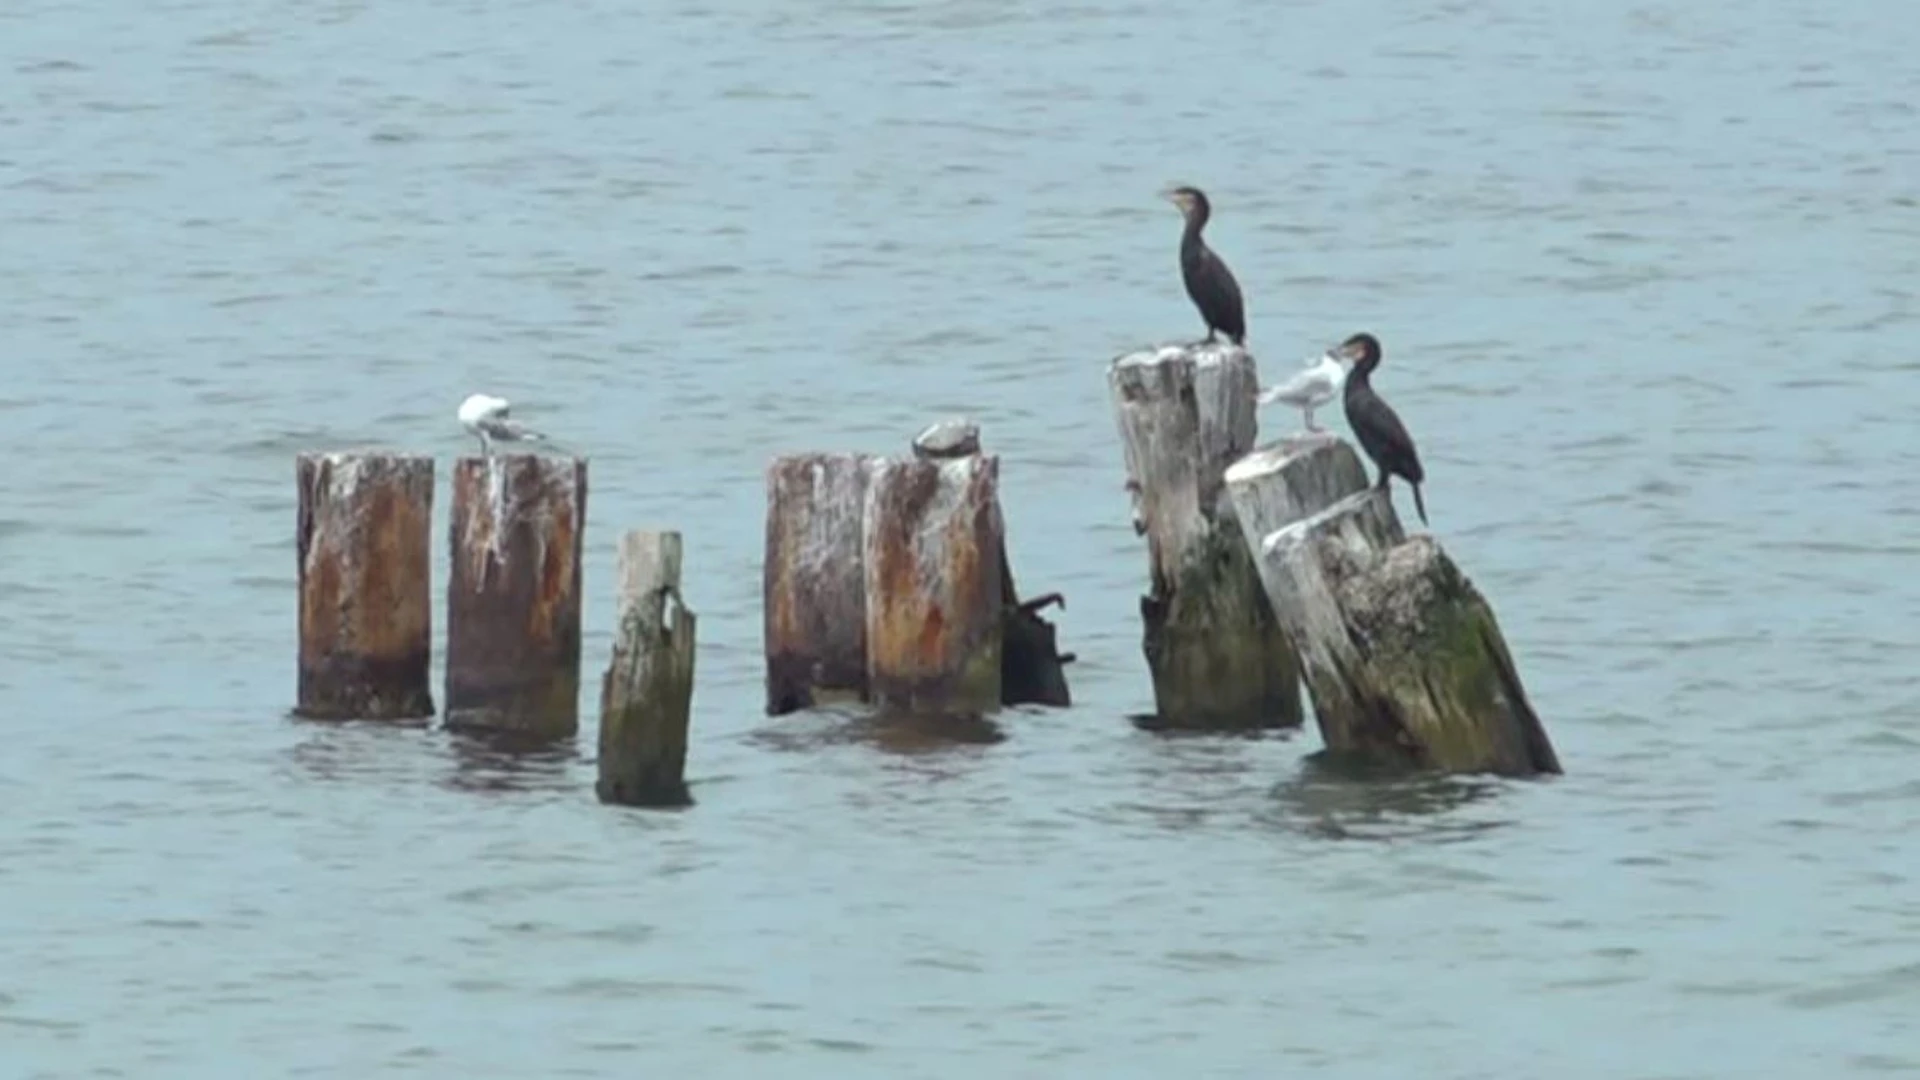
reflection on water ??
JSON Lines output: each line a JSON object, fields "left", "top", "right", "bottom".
{"left": 1260, "top": 751, "right": 1514, "bottom": 843}
{"left": 747, "top": 706, "right": 1007, "bottom": 756}
{"left": 441, "top": 729, "right": 582, "bottom": 795}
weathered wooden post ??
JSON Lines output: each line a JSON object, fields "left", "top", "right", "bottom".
{"left": 1108, "top": 342, "right": 1302, "bottom": 730}
{"left": 445, "top": 454, "right": 587, "bottom": 739}
{"left": 912, "top": 419, "right": 1074, "bottom": 708}
{"left": 1227, "top": 438, "right": 1561, "bottom": 776}
{"left": 864, "top": 451, "right": 1005, "bottom": 717}
{"left": 763, "top": 453, "right": 875, "bottom": 714}
{"left": 294, "top": 452, "right": 436, "bottom": 720}
{"left": 597, "top": 530, "right": 696, "bottom": 808}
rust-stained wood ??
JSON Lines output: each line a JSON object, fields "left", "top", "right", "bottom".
{"left": 1246, "top": 447, "right": 1561, "bottom": 777}
{"left": 863, "top": 454, "right": 1004, "bottom": 717}
{"left": 763, "top": 453, "right": 876, "bottom": 715}
{"left": 1108, "top": 341, "right": 1302, "bottom": 730}
{"left": 294, "top": 452, "right": 435, "bottom": 720}
{"left": 597, "top": 530, "right": 696, "bottom": 808}
{"left": 445, "top": 454, "right": 587, "bottom": 738}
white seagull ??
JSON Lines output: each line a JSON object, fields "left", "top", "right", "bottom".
{"left": 457, "top": 393, "right": 546, "bottom": 457}
{"left": 1256, "top": 351, "right": 1347, "bottom": 432}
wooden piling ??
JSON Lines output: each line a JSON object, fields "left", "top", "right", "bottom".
{"left": 1108, "top": 342, "right": 1302, "bottom": 730}
{"left": 1231, "top": 439, "right": 1561, "bottom": 776}
{"left": 863, "top": 453, "right": 1005, "bottom": 717}
{"left": 294, "top": 452, "right": 435, "bottom": 720}
{"left": 444, "top": 455, "right": 587, "bottom": 738}
{"left": 763, "top": 453, "right": 876, "bottom": 714}
{"left": 597, "top": 531, "right": 696, "bottom": 808}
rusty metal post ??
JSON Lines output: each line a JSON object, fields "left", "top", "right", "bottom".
{"left": 445, "top": 454, "right": 587, "bottom": 738}
{"left": 294, "top": 452, "right": 435, "bottom": 720}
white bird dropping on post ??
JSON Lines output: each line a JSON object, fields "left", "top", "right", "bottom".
{"left": 1256, "top": 352, "right": 1347, "bottom": 433}
{"left": 458, "top": 393, "right": 546, "bottom": 458}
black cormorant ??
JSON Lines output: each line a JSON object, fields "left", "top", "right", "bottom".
{"left": 1334, "top": 332, "right": 1428, "bottom": 526}
{"left": 1162, "top": 185, "right": 1246, "bottom": 346}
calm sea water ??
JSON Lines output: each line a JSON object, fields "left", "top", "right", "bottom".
{"left": 4, "top": 0, "right": 1918, "bottom": 1075}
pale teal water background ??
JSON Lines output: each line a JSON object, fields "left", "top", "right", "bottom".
{"left": 3, "top": 0, "right": 1918, "bottom": 1076}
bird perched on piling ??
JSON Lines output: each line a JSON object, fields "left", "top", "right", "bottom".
{"left": 1161, "top": 185, "right": 1246, "bottom": 346}
{"left": 1333, "top": 332, "right": 1428, "bottom": 526}
{"left": 1257, "top": 351, "right": 1346, "bottom": 432}
{"left": 457, "top": 393, "right": 546, "bottom": 458}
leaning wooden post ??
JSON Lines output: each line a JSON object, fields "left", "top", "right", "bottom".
{"left": 597, "top": 531, "right": 696, "bottom": 808}
{"left": 1108, "top": 343, "right": 1302, "bottom": 730}
{"left": 763, "top": 453, "right": 876, "bottom": 714}
{"left": 445, "top": 454, "right": 587, "bottom": 738}
{"left": 864, "top": 452, "right": 1004, "bottom": 717}
{"left": 294, "top": 452, "right": 435, "bottom": 720}
{"left": 1234, "top": 440, "right": 1562, "bottom": 776}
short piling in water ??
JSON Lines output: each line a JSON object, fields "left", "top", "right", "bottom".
{"left": 597, "top": 530, "right": 696, "bottom": 808}
{"left": 761, "top": 420, "right": 1072, "bottom": 720}
{"left": 294, "top": 452, "right": 436, "bottom": 720}
{"left": 1227, "top": 437, "right": 1561, "bottom": 776}
{"left": 1108, "top": 342, "right": 1302, "bottom": 730}
{"left": 863, "top": 451, "right": 1005, "bottom": 717}
{"left": 444, "top": 454, "right": 587, "bottom": 739}
{"left": 763, "top": 452, "right": 876, "bottom": 715}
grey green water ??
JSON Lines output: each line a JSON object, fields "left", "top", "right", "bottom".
{"left": 4, "top": 0, "right": 1918, "bottom": 1075}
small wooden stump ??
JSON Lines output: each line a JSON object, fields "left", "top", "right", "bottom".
{"left": 863, "top": 453, "right": 1004, "bottom": 717}
{"left": 1109, "top": 342, "right": 1302, "bottom": 730}
{"left": 763, "top": 453, "right": 876, "bottom": 714}
{"left": 445, "top": 455, "right": 587, "bottom": 738}
{"left": 597, "top": 531, "right": 696, "bottom": 808}
{"left": 1242, "top": 442, "right": 1561, "bottom": 776}
{"left": 294, "top": 452, "right": 435, "bottom": 720}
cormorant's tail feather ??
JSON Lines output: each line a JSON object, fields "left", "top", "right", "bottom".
{"left": 1412, "top": 483, "right": 1428, "bottom": 527}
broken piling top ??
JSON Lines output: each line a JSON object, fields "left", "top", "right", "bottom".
{"left": 764, "top": 452, "right": 877, "bottom": 715}
{"left": 1223, "top": 434, "right": 1376, "bottom": 571}
{"left": 294, "top": 451, "right": 436, "bottom": 720}
{"left": 1108, "top": 341, "right": 1261, "bottom": 592}
{"left": 863, "top": 452, "right": 1005, "bottom": 718}
{"left": 444, "top": 453, "right": 587, "bottom": 739}
{"left": 598, "top": 530, "right": 697, "bottom": 808}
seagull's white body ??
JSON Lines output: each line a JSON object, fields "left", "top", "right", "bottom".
{"left": 458, "top": 393, "right": 545, "bottom": 457}
{"left": 1256, "top": 353, "right": 1346, "bottom": 432}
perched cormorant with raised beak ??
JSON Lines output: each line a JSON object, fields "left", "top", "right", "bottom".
{"left": 1161, "top": 185, "right": 1246, "bottom": 346}
{"left": 1334, "top": 332, "right": 1428, "bottom": 526}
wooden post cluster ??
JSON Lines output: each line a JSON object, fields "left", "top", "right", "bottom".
{"left": 294, "top": 452, "right": 436, "bottom": 720}
{"left": 597, "top": 531, "right": 697, "bottom": 807}
{"left": 294, "top": 451, "right": 591, "bottom": 739}
{"left": 1108, "top": 343, "right": 1302, "bottom": 731}
{"left": 444, "top": 455, "right": 588, "bottom": 739}
{"left": 1224, "top": 437, "right": 1561, "bottom": 777}
{"left": 762, "top": 421, "right": 1073, "bottom": 719}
